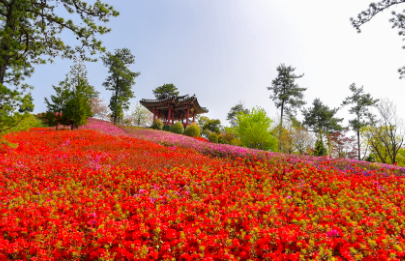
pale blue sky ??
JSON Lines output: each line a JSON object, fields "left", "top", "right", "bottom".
{"left": 30, "top": 0, "right": 405, "bottom": 126}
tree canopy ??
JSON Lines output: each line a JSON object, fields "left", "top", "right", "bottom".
{"left": 0, "top": 0, "right": 119, "bottom": 85}
{"left": 236, "top": 107, "right": 277, "bottom": 151}
{"left": 152, "top": 83, "right": 179, "bottom": 99}
{"left": 102, "top": 48, "right": 140, "bottom": 125}
{"left": 201, "top": 117, "right": 221, "bottom": 135}
{"left": 226, "top": 102, "right": 249, "bottom": 127}
{"left": 302, "top": 98, "right": 343, "bottom": 139}
{"left": 0, "top": 0, "right": 118, "bottom": 139}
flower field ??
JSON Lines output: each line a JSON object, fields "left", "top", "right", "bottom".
{"left": 1, "top": 121, "right": 405, "bottom": 260}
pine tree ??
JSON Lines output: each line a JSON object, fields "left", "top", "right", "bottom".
{"left": 44, "top": 85, "right": 70, "bottom": 129}
{"left": 341, "top": 83, "right": 378, "bottom": 160}
{"left": 0, "top": 0, "right": 118, "bottom": 138}
{"left": 302, "top": 98, "right": 343, "bottom": 139}
{"left": 152, "top": 83, "right": 180, "bottom": 99}
{"left": 102, "top": 48, "right": 140, "bottom": 125}
{"left": 45, "top": 63, "right": 98, "bottom": 130}
{"left": 227, "top": 102, "right": 250, "bottom": 127}
{"left": 267, "top": 64, "right": 307, "bottom": 151}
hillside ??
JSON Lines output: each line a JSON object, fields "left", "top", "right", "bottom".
{"left": 0, "top": 120, "right": 405, "bottom": 260}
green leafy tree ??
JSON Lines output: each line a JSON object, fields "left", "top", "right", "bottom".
{"left": 130, "top": 102, "right": 152, "bottom": 127}
{"left": 197, "top": 116, "right": 209, "bottom": 130}
{"left": 361, "top": 98, "right": 404, "bottom": 164}
{"left": 45, "top": 63, "right": 98, "bottom": 130}
{"left": 226, "top": 102, "right": 249, "bottom": 127}
{"left": 341, "top": 83, "right": 379, "bottom": 160}
{"left": 0, "top": 0, "right": 118, "bottom": 139}
{"left": 267, "top": 64, "right": 307, "bottom": 151}
{"left": 236, "top": 107, "right": 278, "bottom": 151}
{"left": 152, "top": 83, "right": 179, "bottom": 99}
{"left": 351, "top": 1, "right": 405, "bottom": 78}
{"left": 302, "top": 98, "right": 343, "bottom": 140}
{"left": 18, "top": 94, "right": 34, "bottom": 113}
{"left": 102, "top": 48, "right": 140, "bottom": 125}
{"left": 0, "top": 86, "right": 34, "bottom": 140}
{"left": 202, "top": 118, "right": 221, "bottom": 135}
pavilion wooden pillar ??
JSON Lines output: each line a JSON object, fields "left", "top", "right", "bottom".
{"left": 167, "top": 106, "right": 171, "bottom": 125}
{"left": 186, "top": 107, "right": 190, "bottom": 127}
{"left": 193, "top": 113, "right": 195, "bottom": 123}
{"left": 172, "top": 111, "right": 175, "bottom": 125}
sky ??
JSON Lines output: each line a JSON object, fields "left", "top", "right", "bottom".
{"left": 29, "top": 0, "right": 405, "bottom": 127}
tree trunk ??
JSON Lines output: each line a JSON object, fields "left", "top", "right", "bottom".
{"left": 0, "top": 1, "right": 16, "bottom": 85}
{"left": 357, "top": 130, "right": 361, "bottom": 161}
{"left": 114, "top": 83, "right": 119, "bottom": 125}
{"left": 113, "top": 77, "right": 119, "bottom": 125}
{"left": 279, "top": 101, "right": 284, "bottom": 152}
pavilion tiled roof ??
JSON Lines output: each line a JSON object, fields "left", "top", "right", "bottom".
{"left": 140, "top": 94, "right": 208, "bottom": 114}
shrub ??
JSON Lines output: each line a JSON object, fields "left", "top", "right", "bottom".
{"left": 184, "top": 123, "right": 201, "bottom": 137}
{"left": 151, "top": 119, "right": 163, "bottom": 130}
{"left": 8, "top": 114, "right": 47, "bottom": 132}
{"left": 219, "top": 126, "right": 239, "bottom": 145}
{"left": 366, "top": 154, "right": 376, "bottom": 162}
{"left": 163, "top": 125, "right": 171, "bottom": 132}
{"left": 314, "top": 139, "right": 327, "bottom": 156}
{"left": 208, "top": 132, "right": 219, "bottom": 143}
{"left": 171, "top": 122, "right": 184, "bottom": 134}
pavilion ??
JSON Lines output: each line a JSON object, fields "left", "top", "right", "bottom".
{"left": 140, "top": 94, "right": 208, "bottom": 127}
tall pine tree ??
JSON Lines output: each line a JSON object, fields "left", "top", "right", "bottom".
{"left": 267, "top": 64, "right": 307, "bottom": 151}
{"left": 341, "top": 83, "right": 379, "bottom": 160}
{"left": 102, "top": 48, "right": 140, "bottom": 125}
{"left": 45, "top": 62, "right": 98, "bottom": 130}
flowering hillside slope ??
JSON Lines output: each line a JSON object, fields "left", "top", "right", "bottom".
{"left": 115, "top": 120, "right": 405, "bottom": 176}
{"left": 1, "top": 123, "right": 405, "bottom": 260}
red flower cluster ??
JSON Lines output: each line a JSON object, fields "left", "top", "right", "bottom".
{"left": 1, "top": 128, "right": 405, "bottom": 260}
{"left": 193, "top": 137, "right": 210, "bottom": 143}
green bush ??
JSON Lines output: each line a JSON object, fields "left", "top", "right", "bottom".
{"left": 184, "top": 123, "right": 201, "bottom": 137}
{"left": 151, "top": 119, "right": 163, "bottom": 130}
{"left": 171, "top": 122, "right": 184, "bottom": 134}
{"left": 219, "top": 126, "right": 239, "bottom": 145}
{"left": 208, "top": 132, "right": 219, "bottom": 143}
{"left": 314, "top": 139, "right": 327, "bottom": 156}
{"left": 163, "top": 125, "right": 171, "bottom": 132}
{"left": 365, "top": 154, "right": 376, "bottom": 162}
{"left": 8, "top": 114, "right": 47, "bottom": 132}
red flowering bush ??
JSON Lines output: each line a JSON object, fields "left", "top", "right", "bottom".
{"left": 1, "top": 126, "right": 405, "bottom": 260}
{"left": 193, "top": 136, "right": 210, "bottom": 143}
